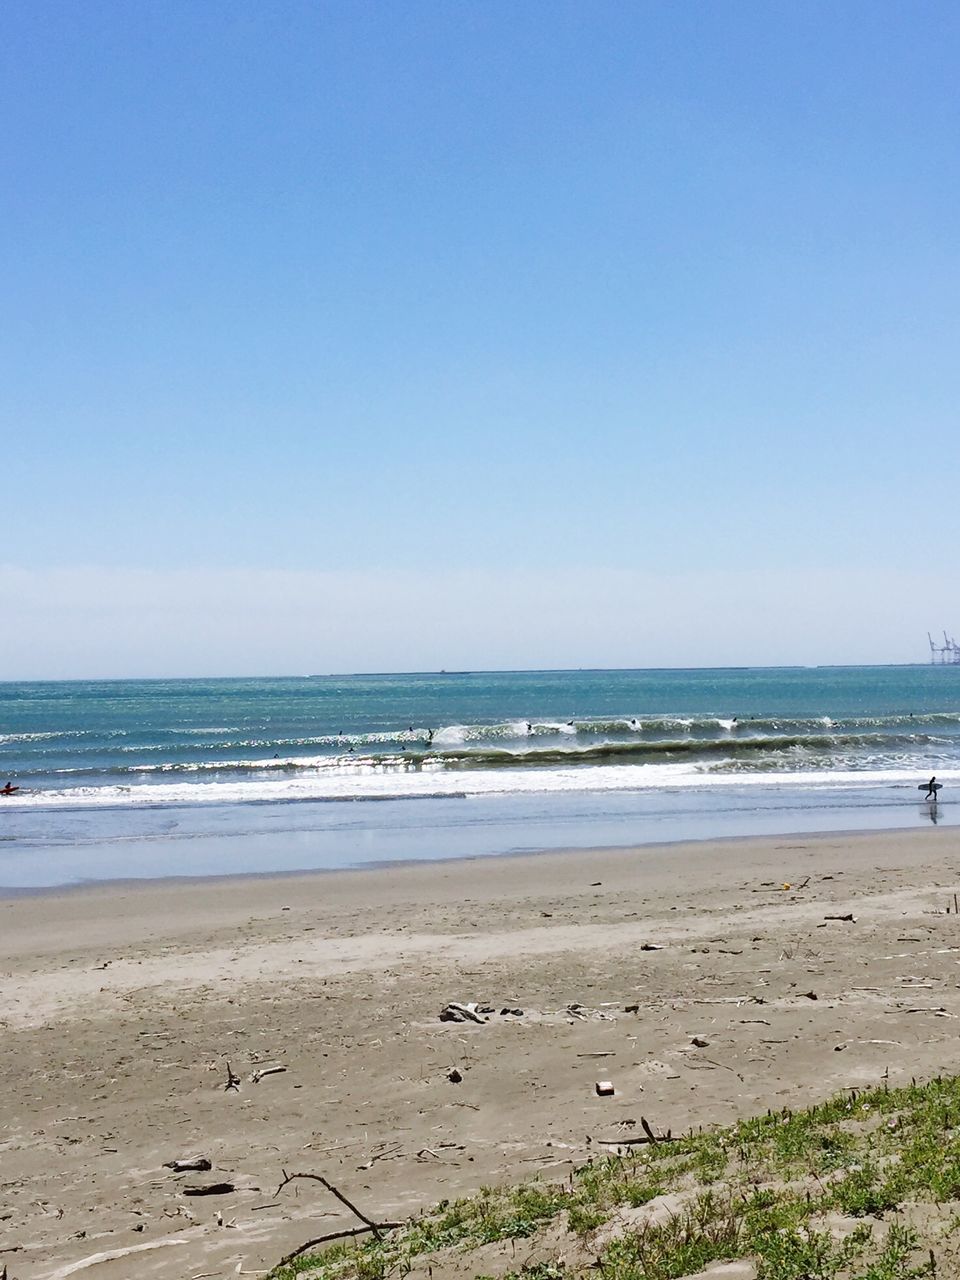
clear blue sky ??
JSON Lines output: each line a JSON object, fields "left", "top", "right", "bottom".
{"left": 3, "top": 1, "right": 959, "bottom": 676}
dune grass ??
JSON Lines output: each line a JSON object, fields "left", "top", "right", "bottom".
{"left": 270, "top": 1074, "right": 960, "bottom": 1280}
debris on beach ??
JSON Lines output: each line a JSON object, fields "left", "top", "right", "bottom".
{"left": 566, "top": 1002, "right": 616, "bottom": 1021}
{"left": 595, "top": 1080, "right": 615, "bottom": 1096}
{"left": 273, "top": 1172, "right": 404, "bottom": 1267}
{"left": 250, "top": 1064, "right": 287, "bottom": 1083}
{"left": 415, "top": 1142, "right": 465, "bottom": 1161}
{"left": 183, "top": 1182, "right": 235, "bottom": 1196}
{"left": 163, "top": 1156, "right": 212, "bottom": 1172}
{"left": 357, "top": 1142, "right": 405, "bottom": 1169}
{"left": 447, "top": 1067, "right": 463, "bottom": 1083}
{"left": 594, "top": 1115, "right": 675, "bottom": 1146}
{"left": 439, "top": 1002, "right": 486, "bottom": 1023}
{"left": 691, "top": 1036, "right": 710, "bottom": 1048}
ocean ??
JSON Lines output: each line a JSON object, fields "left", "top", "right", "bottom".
{"left": 1, "top": 666, "right": 958, "bottom": 888}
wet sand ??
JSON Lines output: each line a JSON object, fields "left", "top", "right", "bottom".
{"left": 2, "top": 828, "right": 959, "bottom": 1278}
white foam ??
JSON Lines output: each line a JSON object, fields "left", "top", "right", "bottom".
{"left": 9, "top": 763, "right": 960, "bottom": 811}
{"left": 432, "top": 724, "right": 468, "bottom": 746}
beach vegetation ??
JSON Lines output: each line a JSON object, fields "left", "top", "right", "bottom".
{"left": 269, "top": 1074, "right": 960, "bottom": 1280}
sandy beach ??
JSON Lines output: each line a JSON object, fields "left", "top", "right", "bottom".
{"left": 2, "top": 828, "right": 960, "bottom": 1279}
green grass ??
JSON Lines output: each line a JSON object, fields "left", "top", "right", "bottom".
{"left": 269, "top": 1075, "right": 960, "bottom": 1280}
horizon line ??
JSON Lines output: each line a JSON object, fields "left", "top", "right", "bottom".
{"left": 0, "top": 661, "right": 946, "bottom": 686}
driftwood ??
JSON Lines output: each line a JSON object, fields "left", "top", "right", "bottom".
{"left": 824, "top": 913, "right": 856, "bottom": 922}
{"left": 641, "top": 1116, "right": 663, "bottom": 1143}
{"left": 183, "top": 1182, "right": 235, "bottom": 1196}
{"left": 595, "top": 1116, "right": 675, "bottom": 1147}
{"left": 224, "top": 1063, "right": 241, "bottom": 1092}
{"left": 439, "top": 1002, "right": 485, "bottom": 1024}
{"left": 251, "top": 1065, "right": 287, "bottom": 1084}
{"left": 357, "top": 1143, "right": 404, "bottom": 1169}
{"left": 273, "top": 1171, "right": 403, "bottom": 1268}
{"left": 274, "top": 1224, "right": 403, "bottom": 1269}
{"left": 163, "top": 1156, "right": 212, "bottom": 1172}
{"left": 702, "top": 1056, "right": 745, "bottom": 1081}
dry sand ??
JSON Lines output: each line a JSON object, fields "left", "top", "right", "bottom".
{"left": 2, "top": 828, "right": 960, "bottom": 1279}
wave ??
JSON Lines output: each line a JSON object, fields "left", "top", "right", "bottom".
{"left": 7, "top": 726, "right": 951, "bottom": 785}
{"left": 6, "top": 712, "right": 960, "bottom": 756}
{"left": 7, "top": 762, "right": 960, "bottom": 812}
{"left": 0, "top": 730, "right": 93, "bottom": 744}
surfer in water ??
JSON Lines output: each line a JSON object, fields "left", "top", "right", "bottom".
{"left": 924, "top": 776, "right": 939, "bottom": 800}
{"left": 0, "top": 782, "right": 19, "bottom": 796}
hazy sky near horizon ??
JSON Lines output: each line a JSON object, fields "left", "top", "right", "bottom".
{"left": 3, "top": 1, "right": 959, "bottom": 678}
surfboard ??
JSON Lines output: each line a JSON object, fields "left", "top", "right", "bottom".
{"left": 918, "top": 783, "right": 943, "bottom": 793}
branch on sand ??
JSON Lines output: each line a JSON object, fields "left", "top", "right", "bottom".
{"left": 273, "top": 1170, "right": 404, "bottom": 1269}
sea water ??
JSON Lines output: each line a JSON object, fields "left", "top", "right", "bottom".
{"left": 1, "top": 666, "right": 958, "bottom": 887}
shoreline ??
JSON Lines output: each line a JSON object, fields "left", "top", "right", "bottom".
{"left": 0, "top": 816, "right": 944, "bottom": 903}
{"left": 0, "top": 777, "right": 952, "bottom": 892}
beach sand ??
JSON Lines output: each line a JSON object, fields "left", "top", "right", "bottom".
{"left": 2, "top": 828, "right": 959, "bottom": 1279}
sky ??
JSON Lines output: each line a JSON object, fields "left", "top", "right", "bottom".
{"left": 3, "top": 1, "right": 959, "bottom": 677}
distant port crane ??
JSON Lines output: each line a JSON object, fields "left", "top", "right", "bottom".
{"left": 928, "top": 631, "right": 960, "bottom": 664}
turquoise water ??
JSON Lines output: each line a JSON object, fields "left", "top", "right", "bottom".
{"left": 1, "top": 666, "right": 958, "bottom": 886}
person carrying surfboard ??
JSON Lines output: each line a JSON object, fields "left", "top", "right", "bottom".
{"left": 924, "top": 776, "right": 939, "bottom": 800}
